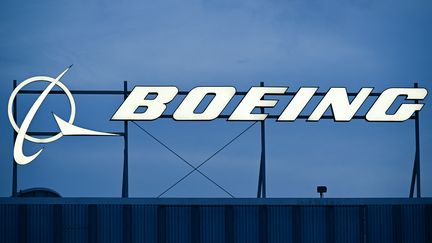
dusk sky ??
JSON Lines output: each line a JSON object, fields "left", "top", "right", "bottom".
{"left": 1, "top": 0, "right": 431, "bottom": 198}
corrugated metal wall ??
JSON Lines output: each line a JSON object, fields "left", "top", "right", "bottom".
{"left": 0, "top": 199, "right": 431, "bottom": 243}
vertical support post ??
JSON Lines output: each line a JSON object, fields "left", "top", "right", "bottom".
{"left": 414, "top": 83, "right": 421, "bottom": 198}
{"left": 12, "top": 80, "right": 17, "bottom": 197}
{"left": 409, "top": 82, "right": 421, "bottom": 198}
{"left": 409, "top": 155, "right": 416, "bottom": 198}
{"left": 122, "top": 81, "right": 129, "bottom": 198}
{"left": 257, "top": 167, "right": 262, "bottom": 198}
{"left": 257, "top": 82, "right": 267, "bottom": 198}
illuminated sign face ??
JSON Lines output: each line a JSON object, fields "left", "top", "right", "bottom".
{"left": 112, "top": 86, "right": 427, "bottom": 122}
{"left": 8, "top": 67, "right": 117, "bottom": 165}
{"left": 8, "top": 68, "right": 428, "bottom": 165}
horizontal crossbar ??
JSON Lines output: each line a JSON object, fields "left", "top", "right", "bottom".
{"left": 159, "top": 114, "right": 415, "bottom": 120}
{"left": 27, "top": 131, "right": 125, "bottom": 136}
{"left": 16, "top": 89, "right": 416, "bottom": 120}
{"left": 17, "top": 89, "right": 382, "bottom": 97}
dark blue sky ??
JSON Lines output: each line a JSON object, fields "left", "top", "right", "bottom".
{"left": 1, "top": 0, "right": 431, "bottom": 197}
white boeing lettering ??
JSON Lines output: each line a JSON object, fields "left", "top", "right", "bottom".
{"left": 173, "top": 87, "right": 235, "bottom": 120}
{"left": 110, "top": 86, "right": 427, "bottom": 122}
{"left": 366, "top": 88, "right": 427, "bottom": 121}
{"left": 112, "top": 86, "right": 178, "bottom": 120}
{"left": 308, "top": 88, "right": 373, "bottom": 121}
{"left": 229, "top": 87, "right": 287, "bottom": 121}
{"left": 278, "top": 87, "right": 317, "bottom": 121}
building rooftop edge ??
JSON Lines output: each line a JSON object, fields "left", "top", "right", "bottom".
{"left": 0, "top": 197, "right": 431, "bottom": 205}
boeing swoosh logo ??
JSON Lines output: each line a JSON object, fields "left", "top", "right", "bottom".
{"left": 8, "top": 66, "right": 117, "bottom": 165}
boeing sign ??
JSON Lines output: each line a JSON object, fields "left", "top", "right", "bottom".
{"left": 112, "top": 86, "right": 427, "bottom": 122}
{"left": 8, "top": 66, "right": 117, "bottom": 165}
{"left": 8, "top": 67, "right": 428, "bottom": 165}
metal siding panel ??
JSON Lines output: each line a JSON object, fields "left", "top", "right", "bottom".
{"left": 191, "top": 206, "right": 200, "bottom": 243}
{"left": 259, "top": 206, "right": 268, "bottom": 243}
{"left": 71, "top": 204, "right": 87, "bottom": 243}
{"left": 0, "top": 200, "right": 431, "bottom": 243}
{"left": 131, "top": 205, "right": 144, "bottom": 242}
{"left": 333, "top": 206, "right": 361, "bottom": 243}
{"left": 267, "top": 206, "right": 293, "bottom": 243}
{"left": 158, "top": 205, "right": 166, "bottom": 243}
{"left": 401, "top": 205, "right": 426, "bottom": 243}
{"left": 392, "top": 205, "right": 403, "bottom": 243}
{"left": 200, "top": 206, "right": 225, "bottom": 243}
{"left": 367, "top": 205, "right": 394, "bottom": 243}
{"left": 325, "top": 206, "right": 335, "bottom": 243}
{"left": 97, "top": 204, "right": 123, "bottom": 243}
{"left": 0, "top": 205, "right": 4, "bottom": 242}
{"left": 53, "top": 204, "right": 63, "bottom": 243}
{"left": 292, "top": 205, "right": 302, "bottom": 243}
{"left": 27, "top": 204, "right": 54, "bottom": 243}
{"left": 132, "top": 204, "right": 159, "bottom": 243}
{"left": 225, "top": 205, "right": 234, "bottom": 243}
{"left": 87, "top": 204, "right": 98, "bottom": 243}
{"left": 144, "top": 205, "right": 158, "bottom": 243}
{"left": 426, "top": 205, "right": 432, "bottom": 243}
{"left": 234, "top": 206, "right": 259, "bottom": 243}
{"left": 166, "top": 206, "right": 191, "bottom": 243}
{"left": 301, "top": 206, "right": 326, "bottom": 243}
{"left": 0, "top": 204, "right": 19, "bottom": 243}
{"left": 123, "top": 204, "right": 132, "bottom": 243}
{"left": 18, "top": 204, "right": 28, "bottom": 243}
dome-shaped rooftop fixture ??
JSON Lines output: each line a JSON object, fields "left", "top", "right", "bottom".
{"left": 16, "top": 187, "right": 61, "bottom": 198}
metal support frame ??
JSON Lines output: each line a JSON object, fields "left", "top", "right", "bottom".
{"left": 12, "top": 80, "right": 17, "bottom": 197}
{"left": 409, "top": 83, "right": 421, "bottom": 198}
{"left": 257, "top": 82, "right": 267, "bottom": 198}
{"left": 10, "top": 81, "right": 423, "bottom": 198}
{"left": 122, "top": 81, "right": 129, "bottom": 198}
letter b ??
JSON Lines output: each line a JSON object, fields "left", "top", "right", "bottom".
{"left": 112, "top": 86, "right": 178, "bottom": 120}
